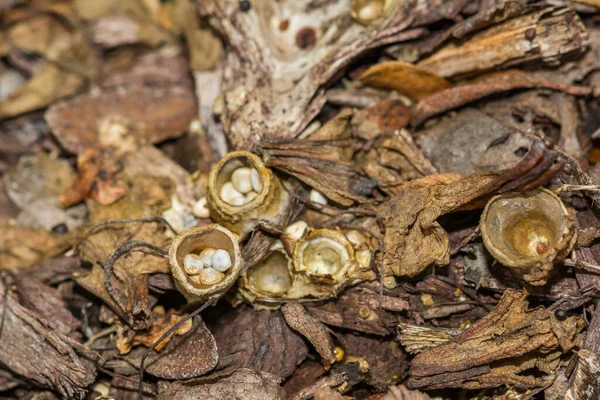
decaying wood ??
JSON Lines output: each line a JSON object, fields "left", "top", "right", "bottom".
{"left": 0, "top": 281, "right": 96, "bottom": 399}
{"left": 408, "top": 290, "right": 582, "bottom": 390}
{"left": 417, "top": 6, "right": 589, "bottom": 78}
{"left": 197, "top": 0, "right": 421, "bottom": 149}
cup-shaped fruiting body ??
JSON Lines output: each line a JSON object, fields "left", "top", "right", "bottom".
{"left": 240, "top": 226, "right": 377, "bottom": 306}
{"left": 294, "top": 229, "right": 359, "bottom": 284}
{"left": 169, "top": 224, "right": 242, "bottom": 303}
{"left": 241, "top": 248, "right": 295, "bottom": 300}
{"left": 480, "top": 188, "right": 576, "bottom": 286}
{"left": 207, "top": 151, "right": 289, "bottom": 238}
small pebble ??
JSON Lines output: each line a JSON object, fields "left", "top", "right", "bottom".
{"left": 193, "top": 197, "right": 210, "bottom": 218}
{"left": 231, "top": 167, "right": 253, "bottom": 194}
{"left": 310, "top": 189, "right": 328, "bottom": 206}
{"left": 184, "top": 254, "right": 204, "bottom": 275}
{"left": 212, "top": 249, "right": 232, "bottom": 272}
{"left": 200, "top": 267, "right": 226, "bottom": 285}
{"left": 285, "top": 220, "right": 308, "bottom": 241}
{"left": 250, "top": 168, "right": 262, "bottom": 192}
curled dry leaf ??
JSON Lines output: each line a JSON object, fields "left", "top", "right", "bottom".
{"left": 259, "top": 136, "right": 377, "bottom": 206}
{"left": 358, "top": 61, "right": 452, "bottom": 101}
{"left": 45, "top": 86, "right": 197, "bottom": 155}
{"left": 116, "top": 308, "right": 193, "bottom": 354}
{"left": 205, "top": 304, "right": 308, "bottom": 378}
{"left": 410, "top": 70, "right": 595, "bottom": 127}
{"left": 380, "top": 139, "right": 559, "bottom": 278}
{"left": 157, "top": 369, "right": 285, "bottom": 400}
{"left": 361, "top": 133, "right": 440, "bottom": 196}
{"left": 352, "top": 99, "right": 411, "bottom": 139}
{"left": 59, "top": 148, "right": 127, "bottom": 207}
{"left": 408, "top": 290, "right": 583, "bottom": 390}
{"left": 0, "top": 281, "right": 96, "bottom": 399}
{"left": 282, "top": 303, "right": 337, "bottom": 365}
{"left": 76, "top": 176, "right": 172, "bottom": 328}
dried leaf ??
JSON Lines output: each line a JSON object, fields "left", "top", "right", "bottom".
{"left": 352, "top": 100, "right": 411, "bottom": 140}
{"left": 416, "top": 108, "right": 533, "bottom": 176}
{"left": 4, "top": 152, "right": 86, "bottom": 230}
{"left": 359, "top": 61, "right": 452, "bottom": 100}
{"left": 288, "top": 373, "right": 347, "bottom": 400}
{"left": 157, "top": 369, "right": 285, "bottom": 400}
{"left": 124, "top": 316, "right": 219, "bottom": 380}
{"left": 380, "top": 140, "right": 558, "bottom": 277}
{"left": 338, "top": 333, "right": 408, "bottom": 392}
{"left": 205, "top": 304, "right": 308, "bottom": 378}
{"left": 259, "top": 137, "right": 377, "bottom": 206}
{"left": 411, "top": 70, "right": 594, "bottom": 127}
{"left": 116, "top": 308, "right": 193, "bottom": 354}
{"left": 408, "top": 290, "right": 582, "bottom": 390}
{"left": 361, "top": 132, "right": 439, "bottom": 195}
{"left": 282, "top": 303, "right": 337, "bottom": 365}
{"left": 60, "top": 149, "right": 127, "bottom": 207}
{"left": 76, "top": 175, "right": 172, "bottom": 328}
{"left": 0, "top": 281, "right": 96, "bottom": 399}
{"left": 45, "top": 86, "right": 197, "bottom": 155}
{"left": 381, "top": 385, "right": 430, "bottom": 400}
{"left": 0, "top": 222, "right": 70, "bottom": 269}
{"left": 0, "top": 15, "right": 96, "bottom": 119}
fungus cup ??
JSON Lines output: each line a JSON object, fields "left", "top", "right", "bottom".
{"left": 169, "top": 224, "right": 242, "bottom": 303}
{"left": 480, "top": 188, "right": 576, "bottom": 286}
{"left": 207, "top": 151, "right": 289, "bottom": 238}
{"left": 240, "top": 226, "right": 377, "bottom": 306}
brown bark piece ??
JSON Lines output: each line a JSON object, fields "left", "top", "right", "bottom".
{"left": 282, "top": 303, "right": 337, "bottom": 365}
{"left": 205, "top": 305, "right": 308, "bottom": 378}
{"left": 408, "top": 290, "right": 582, "bottom": 390}
{"left": 0, "top": 281, "right": 96, "bottom": 399}
{"left": 157, "top": 369, "right": 285, "bottom": 400}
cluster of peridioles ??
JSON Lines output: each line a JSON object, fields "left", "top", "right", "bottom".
{"left": 168, "top": 151, "right": 377, "bottom": 305}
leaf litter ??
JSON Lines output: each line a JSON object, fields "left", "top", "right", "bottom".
{"left": 2, "top": 0, "right": 600, "bottom": 399}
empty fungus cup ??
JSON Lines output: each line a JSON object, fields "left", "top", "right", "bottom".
{"left": 480, "top": 188, "right": 576, "bottom": 286}
{"left": 294, "top": 229, "right": 357, "bottom": 284}
{"left": 169, "top": 224, "right": 242, "bottom": 303}
{"left": 207, "top": 151, "right": 289, "bottom": 238}
{"left": 241, "top": 248, "right": 294, "bottom": 300}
